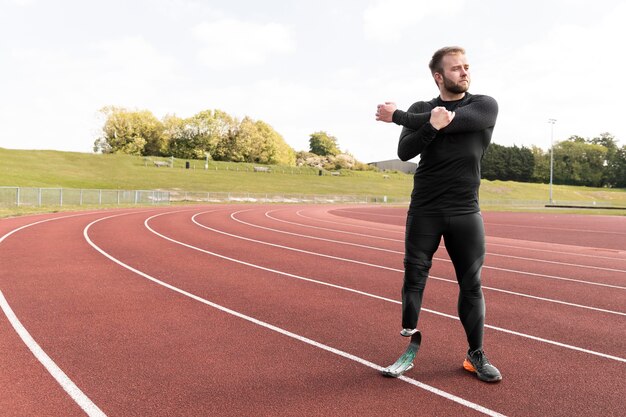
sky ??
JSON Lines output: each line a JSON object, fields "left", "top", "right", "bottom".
{"left": 1, "top": 0, "right": 625, "bottom": 163}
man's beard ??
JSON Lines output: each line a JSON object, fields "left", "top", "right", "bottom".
{"left": 443, "top": 75, "right": 470, "bottom": 94}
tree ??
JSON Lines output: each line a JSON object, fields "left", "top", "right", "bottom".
{"left": 481, "top": 143, "right": 507, "bottom": 180}
{"left": 530, "top": 146, "right": 549, "bottom": 183}
{"left": 252, "top": 120, "right": 295, "bottom": 165}
{"left": 188, "top": 109, "right": 237, "bottom": 159}
{"left": 94, "top": 106, "right": 164, "bottom": 156}
{"left": 553, "top": 138, "right": 607, "bottom": 187}
{"left": 481, "top": 144, "right": 534, "bottom": 181}
{"left": 590, "top": 132, "right": 623, "bottom": 187}
{"left": 611, "top": 146, "right": 626, "bottom": 187}
{"left": 309, "top": 131, "right": 340, "bottom": 156}
{"left": 163, "top": 114, "right": 198, "bottom": 159}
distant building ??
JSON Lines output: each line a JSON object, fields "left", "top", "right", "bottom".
{"left": 368, "top": 159, "right": 417, "bottom": 174}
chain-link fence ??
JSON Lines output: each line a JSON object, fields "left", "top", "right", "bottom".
{"left": 2, "top": 187, "right": 622, "bottom": 210}
{"left": 0, "top": 187, "right": 407, "bottom": 208}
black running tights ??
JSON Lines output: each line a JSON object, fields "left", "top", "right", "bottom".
{"left": 401, "top": 212, "right": 486, "bottom": 351}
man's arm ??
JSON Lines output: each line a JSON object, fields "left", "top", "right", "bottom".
{"left": 439, "top": 95, "right": 498, "bottom": 134}
{"left": 397, "top": 107, "right": 455, "bottom": 161}
{"left": 397, "top": 123, "right": 438, "bottom": 161}
{"left": 376, "top": 101, "right": 432, "bottom": 130}
{"left": 388, "top": 95, "right": 498, "bottom": 133}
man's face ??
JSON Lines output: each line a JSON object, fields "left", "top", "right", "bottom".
{"left": 439, "top": 53, "right": 470, "bottom": 94}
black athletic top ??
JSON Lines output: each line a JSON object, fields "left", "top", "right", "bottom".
{"left": 392, "top": 93, "right": 498, "bottom": 216}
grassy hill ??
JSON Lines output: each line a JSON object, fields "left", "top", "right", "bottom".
{"left": 1, "top": 147, "right": 624, "bottom": 216}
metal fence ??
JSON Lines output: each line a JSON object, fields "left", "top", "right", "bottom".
{"left": 0, "top": 187, "right": 406, "bottom": 208}
{"left": 2, "top": 187, "right": 622, "bottom": 210}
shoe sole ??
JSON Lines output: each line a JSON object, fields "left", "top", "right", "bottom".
{"left": 382, "top": 362, "right": 414, "bottom": 378}
{"left": 463, "top": 359, "right": 502, "bottom": 383}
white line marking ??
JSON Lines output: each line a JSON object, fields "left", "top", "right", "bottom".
{"left": 485, "top": 242, "right": 626, "bottom": 262}
{"left": 0, "top": 291, "right": 107, "bottom": 417}
{"left": 264, "top": 210, "right": 626, "bottom": 284}
{"left": 293, "top": 208, "right": 626, "bottom": 265}
{"left": 234, "top": 209, "right": 626, "bottom": 292}
{"left": 0, "top": 212, "right": 95, "bottom": 244}
{"left": 0, "top": 209, "right": 157, "bottom": 416}
{"left": 485, "top": 222, "right": 626, "bottom": 235}
{"left": 83, "top": 213, "right": 508, "bottom": 417}
{"left": 150, "top": 210, "right": 626, "bottom": 363}
{"left": 193, "top": 211, "right": 626, "bottom": 317}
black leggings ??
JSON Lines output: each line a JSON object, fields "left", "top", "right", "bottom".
{"left": 402, "top": 212, "right": 485, "bottom": 351}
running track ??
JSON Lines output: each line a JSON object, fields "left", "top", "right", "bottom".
{"left": 1, "top": 205, "right": 624, "bottom": 416}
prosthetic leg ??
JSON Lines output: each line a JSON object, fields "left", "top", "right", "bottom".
{"left": 381, "top": 331, "right": 422, "bottom": 378}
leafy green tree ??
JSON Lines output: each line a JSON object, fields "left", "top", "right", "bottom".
{"left": 481, "top": 144, "right": 533, "bottom": 181}
{"left": 94, "top": 106, "right": 164, "bottom": 156}
{"left": 611, "top": 146, "right": 626, "bottom": 187}
{"left": 309, "top": 131, "right": 340, "bottom": 156}
{"left": 253, "top": 120, "right": 295, "bottom": 165}
{"left": 163, "top": 114, "right": 200, "bottom": 159}
{"left": 188, "top": 109, "right": 237, "bottom": 159}
{"left": 530, "top": 146, "right": 549, "bottom": 183}
{"left": 481, "top": 143, "right": 507, "bottom": 180}
{"left": 590, "top": 132, "right": 623, "bottom": 187}
{"left": 554, "top": 138, "right": 606, "bottom": 186}
{"left": 510, "top": 145, "right": 534, "bottom": 182}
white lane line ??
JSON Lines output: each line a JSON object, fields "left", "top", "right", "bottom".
{"left": 484, "top": 222, "right": 626, "bottom": 235}
{"left": 293, "top": 208, "right": 626, "bottom": 268}
{"left": 83, "top": 213, "right": 507, "bottom": 417}
{"left": 485, "top": 242, "right": 626, "bottom": 263}
{"left": 0, "top": 291, "right": 107, "bottom": 417}
{"left": 153, "top": 210, "right": 626, "bottom": 363}
{"left": 192, "top": 211, "right": 626, "bottom": 317}
{"left": 231, "top": 209, "right": 626, "bottom": 291}
{"left": 0, "top": 212, "right": 96, "bottom": 244}
{"left": 0, "top": 209, "right": 160, "bottom": 417}
{"left": 267, "top": 210, "right": 626, "bottom": 279}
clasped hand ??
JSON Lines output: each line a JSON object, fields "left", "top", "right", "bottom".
{"left": 430, "top": 106, "right": 455, "bottom": 130}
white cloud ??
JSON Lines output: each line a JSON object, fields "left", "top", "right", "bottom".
{"left": 0, "top": 36, "right": 182, "bottom": 152}
{"left": 363, "top": 0, "right": 466, "bottom": 42}
{"left": 193, "top": 19, "right": 295, "bottom": 70}
{"left": 478, "top": 3, "right": 626, "bottom": 150}
{"left": 91, "top": 36, "right": 180, "bottom": 100}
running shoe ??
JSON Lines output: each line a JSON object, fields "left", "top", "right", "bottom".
{"left": 463, "top": 349, "right": 502, "bottom": 382}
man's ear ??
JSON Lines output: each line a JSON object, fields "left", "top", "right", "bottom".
{"left": 433, "top": 72, "right": 442, "bottom": 86}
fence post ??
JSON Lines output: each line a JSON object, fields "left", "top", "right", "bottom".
{"left": 60, "top": 189, "right": 63, "bottom": 207}
{"left": 16, "top": 187, "right": 20, "bottom": 207}
{"left": 38, "top": 188, "right": 42, "bottom": 206}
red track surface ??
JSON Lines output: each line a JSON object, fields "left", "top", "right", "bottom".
{"left": 1, "top": 205, "right": 624, "bottom": 416}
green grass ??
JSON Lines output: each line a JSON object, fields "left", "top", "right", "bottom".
{"left": 1, "top": 147, "right": 624, "bottom": 217}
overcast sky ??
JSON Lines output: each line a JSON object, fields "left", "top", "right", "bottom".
{"left": 1, "top": 0, "right": 624, "bottom": 163}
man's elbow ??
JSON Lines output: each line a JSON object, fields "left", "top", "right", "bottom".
{"left": 397, "top": 149, "right": 411, "bottom": 162}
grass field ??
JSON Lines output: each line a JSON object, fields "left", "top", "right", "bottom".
{"left": 1, "top": 147, "right": 625, "bottom": 217}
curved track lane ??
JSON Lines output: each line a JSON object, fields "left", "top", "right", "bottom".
{"left": 1, "top": 205, "right": 624, "bottom": 416}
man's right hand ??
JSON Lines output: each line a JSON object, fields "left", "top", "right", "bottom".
{"left": 376, "top": 102, "right": 397, "bottom": 123}
{"left": 429, "top": 106, "right": 455, "bottom": 130}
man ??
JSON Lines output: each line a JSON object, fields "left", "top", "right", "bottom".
{"left": 375, "top": 46, "right": 502, "bottom": 382}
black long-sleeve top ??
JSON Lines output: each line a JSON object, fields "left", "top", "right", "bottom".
{"left": 392, "top": 93, "right": 498, "bottom": 216}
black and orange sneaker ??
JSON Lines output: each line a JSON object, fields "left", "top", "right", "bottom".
{"left": 463, "top": 349, "right": 502, "bottom": 382}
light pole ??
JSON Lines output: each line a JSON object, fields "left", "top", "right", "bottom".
{"left": 548, "top": 118, "right": 557, "bottom": 204}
